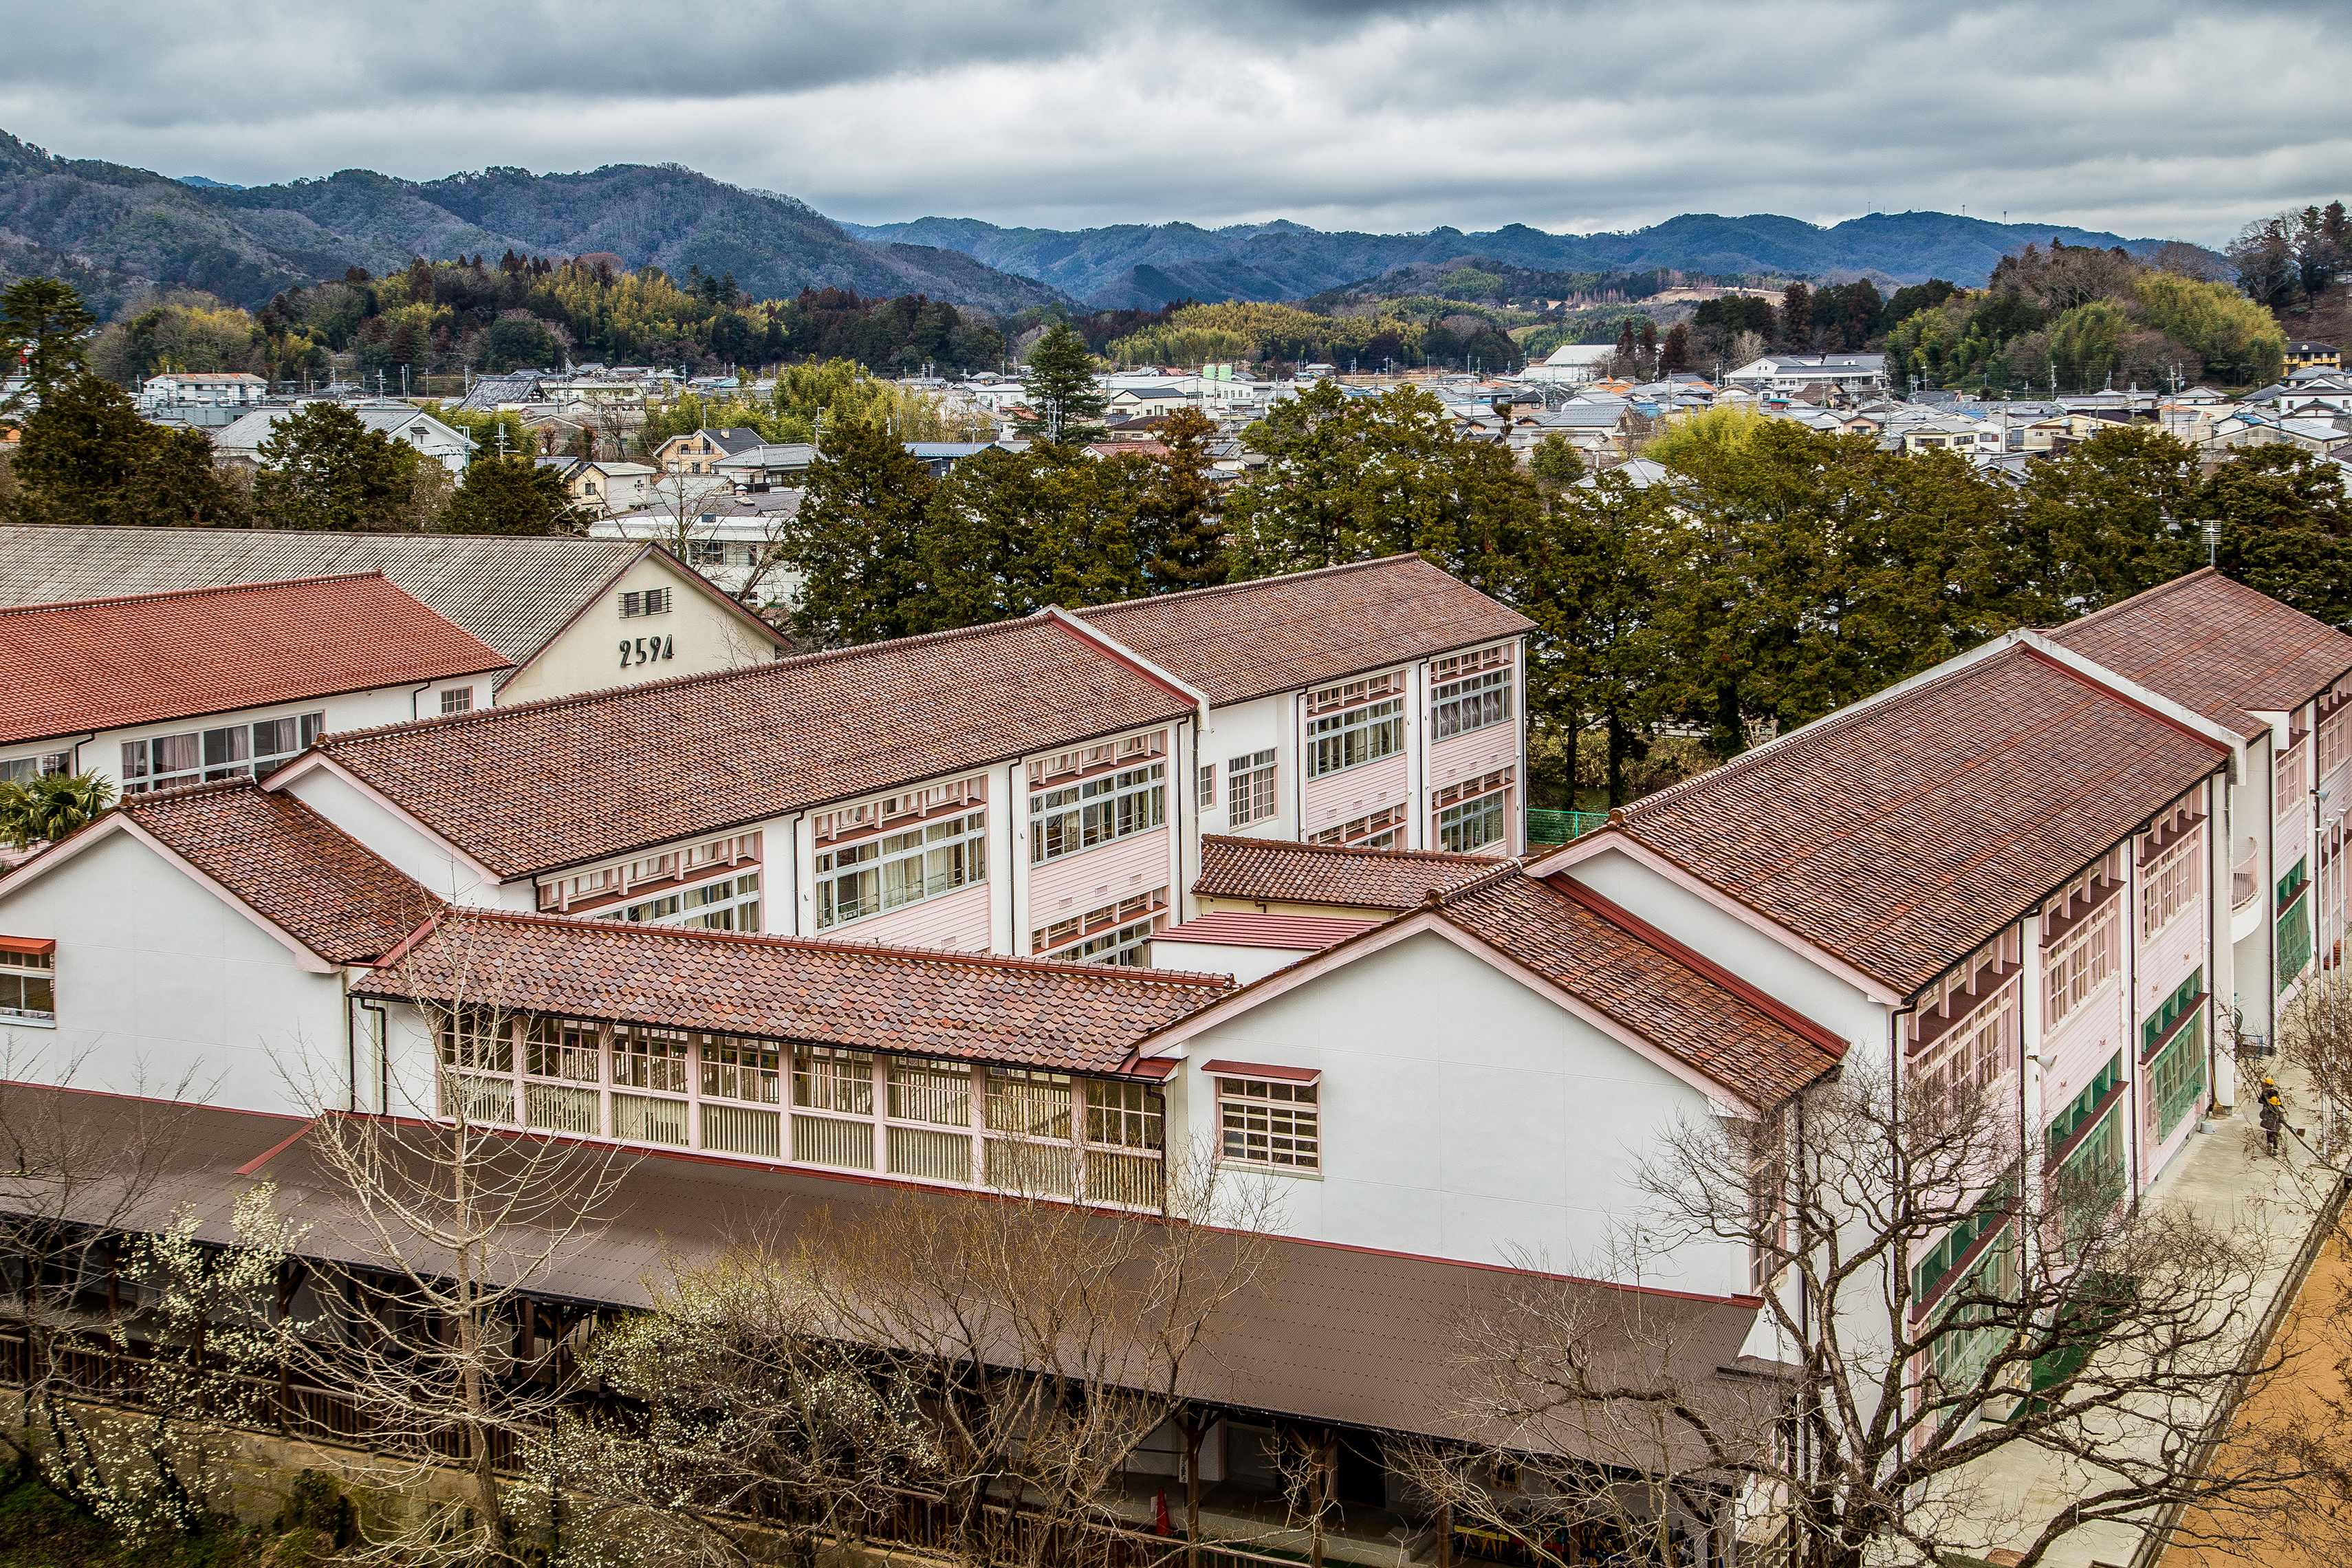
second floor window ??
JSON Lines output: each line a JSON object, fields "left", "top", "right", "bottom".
{"left": 1307, "top": 687, "right": 1402, "bottom": 778}
{"left": 1430, "top": 646, "right": 1514, "bottom": 739}
{"left": 2140, "top": 831, "right": 2201, "bottom": 938}
{"left": 815, "top": 811, "right": 987, "bottom": 929}
{"left": 123, "top": 712, "right": 323, "bottom": 792}
{"left": 1031, "top": 764, "right": 1164, "bottom": 862}
{"left": 1228, "top": 750, "right": 1277, "bottom": 825}
{"left": 2043, "top": 898, "right": 2118, "bottom": 1034}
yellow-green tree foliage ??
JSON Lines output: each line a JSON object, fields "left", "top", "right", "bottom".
{"left": 2132, "top": 272, "right": 2286, "bottom": 385}
{"left": 87, "top": 299, "right": 268, "bottom": 380}
{"left": 1642, "top": 404, "right": 1770, "bottom": 470}
{"left": 1107, "top": 301, "right": 1426, "bottom": 365}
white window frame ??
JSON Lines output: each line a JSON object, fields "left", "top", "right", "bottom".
{"left": 814, "top": 809, "right": 988, "bottom": 930}
{"left": 1433, "top": 768, "right": 1514, "bottom": 853}
{"left": 538, "top": 829, "right": 761, "bottom": 913}
{"left": 1913, "top": 983, "right": 2014, "bottom": 1113}
{"left": 598, "top": 868, "right": 762, "bottom": 932}
{"left": 439, "top": 686, "right": 474, "bottom": 715}
{"left": 1032, "top": 888, "right": 1169, "bottom": 965}
{"left": 0, "top": 752, "right": 71, "bottom": 785}
{"left": 1430, "top": 644, "right": 1514, "bottom": 740}
{"left": 1217, "top": 1074, "right": 1320, "bottom": 1171}
{"left": 2140, "top": 830, "right": 2202, "bottom": 939}
{"left": 1031, "top": 763, "right": 1165, "bottom": 864}
{"left": 122, "top": 711, "right": 323, "bottom": 793}
{"left": 1306, "top": 675, "right": 1404, "bottom": 778}
{"left": 2043, "top": 897, "right": 2119, "bottom": 1034}
{"left": 1228, "top": 750, "right": 1277, "bottom": 826}
{"left": 0, "top": 948, "right": 55, "bottom": 1023}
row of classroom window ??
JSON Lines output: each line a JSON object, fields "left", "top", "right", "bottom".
{"left": 433, "top": 1014, "right": 1321, "bottom": 1201}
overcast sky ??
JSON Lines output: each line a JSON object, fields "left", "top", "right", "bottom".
{"left": 3, "top": 1, "right": 2342, "bottom": 243}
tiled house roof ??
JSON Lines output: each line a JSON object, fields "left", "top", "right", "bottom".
{"left": 1194, "top": 834, "right": 1504, "bottom": 911}
{"left": 313, "top": 614, "right": 1197, "bottom": 880}
{"left": 1075, "top": 555, "right": 1535, "bottom": 705}
{"left": 0, "top": 574, "right": 510, "bottom": 746}
{"left": 1439, "top": 870, "right": 1843, "bottom": 1107}
{"left": 1616, "top": 644, "right": 2229, "bottom": 994}
{"left": 120, "top": 780, "right": 436, "bottom": 964}
{"left": 353, "top": 911, "right": 1233, "bottom": 1074}
{"left": 2047, "top": 567, "right": 2352, "bottom": 737}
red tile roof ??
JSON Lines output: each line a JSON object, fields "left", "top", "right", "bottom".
{"left": 1435, "top": 869, "right": 1843, "bottom": 1107}
{"left": 1151, "top": 911, "right": 1380, "bottom": 951}
{"left": 118, "top": 779, "right": 437, "bottom": 963}
{"left": 312, "top": 613, "right": 1197, "bottom": 880}
{"left": 352, "top": 911, "right": 1233, "bottom": 1074}
{"left": 0, "top": 574, "right": 511, "bottom": 746}
{"left": 1075, "top": 555, "right": 1535, "bottom": 705}
{"left": 1194, "top": 834, "right": 1503, "bottom": 911}
{"left": 1615, "top": 644, "right": 2228, "bottom": 994}
{"left": 2047, "top": 567, "right": 2352, "bottom": 737}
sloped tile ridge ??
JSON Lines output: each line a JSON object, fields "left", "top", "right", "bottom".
{"left": 1199, "top": 832, "right": 1502, "bottom": 868}
{"left": 314, "top": 609, "right": 1066, "bottom": 748}
{"left": 426, "top": 906, "right": 1239, "bottom": 990}
{"left": 1069, "top": 554, "right": 1431, "bottom": 619}
{"left": 0, "top": 571, "right": 390, "bottom": 618}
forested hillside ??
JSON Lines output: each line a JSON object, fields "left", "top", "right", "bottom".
{"left": 0, "top": 131, "right": 1063, "bottom": 313}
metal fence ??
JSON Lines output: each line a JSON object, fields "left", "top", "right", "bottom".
{"left": 1525, "top": 810, "right": 1610, "bottom": 847}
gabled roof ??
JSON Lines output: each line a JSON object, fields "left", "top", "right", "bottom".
{"left": 1608, "top": 643, "right": 2228, "bottom": 994}
{"left": 0, "top": 525, "right": 752, "bottom": 674}
{"left": 2047, "top": 567, "right": 2352, "bottom": 737}
{"left": 1074, "top": 555, "right": 1534, "bottom": 706}
{"left": 1446, "top": 871, "right": 1843, "bottom": 1107}
{"left": 111, "top": 780, "right": 436, "bottom": 964}
{"left": 0, "top": 574, "right": 510, "bottom": 746}
{"left": 353, "top": 910, "right": 1232, "bottom": 1074}
{"left": 1151, "top": 911, "right": 1380, "bottom": 951}
{"left": 307, "top": 613, "right": 1197, "bottom": 880}
{"left": 1194, "top": 834, "right": 1503, "bottom": 912}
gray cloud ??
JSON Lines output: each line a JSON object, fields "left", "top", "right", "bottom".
{"left": 0, "top": 0, "right": 2340, "bottom": 243}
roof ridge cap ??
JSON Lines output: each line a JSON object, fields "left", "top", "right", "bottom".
{"left": 423, "top": 909, "right": 1237, "bottom": 989}
{"left": 1435, "top": 861, "right": 1527, "bottom": 904}
{"left": 1072, "top": 554, "right": 1425, "bottom": 619}
{"left": 118, "top": 776, "right": 268, "bottom": 809}
{"left": 0, "top": 571, "right": 391, "bottom": 618}
{"left": 1199, "top": 831, "right": 1502, "bottom": 867}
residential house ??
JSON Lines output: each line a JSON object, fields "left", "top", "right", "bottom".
{"left": 712, "top": 442, "right": 818, "bottom": 489}
{"left": 2286, "top": 340, "right": 2342, "bottom": 371}
{"left": 213, "top": 401, "right": 476, "bottom": 475}
{"left": 1523, "top": 344, "right": 1616, "bottom": 385}
{"left": 134, "top": 372, "right": 270, "bottom": 426}
{"left": 1723, "top": 353, "right": 1888, "bottom": 393}
{"left": 541, "top": 456, "right": 660, "bottom": 516}
{"left": 651, "top": 427, "right": 765, "bottom": 477}
{"left": 0, "top": 524, "right": 787, "bottom": 706}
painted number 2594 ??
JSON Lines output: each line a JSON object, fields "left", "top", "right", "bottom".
{"left": 620, "top": 636, "right": 675, "bottom": 668}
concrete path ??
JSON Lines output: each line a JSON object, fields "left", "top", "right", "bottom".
{"left": 1940, "top": 1067, "right": 2327, "bottom": 1568}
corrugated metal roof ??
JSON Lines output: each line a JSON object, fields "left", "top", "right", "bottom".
{"left": 11, "top": 1088, "right": 1763, "bottom": 1456}
{"left": 0, "top": 526, "right": 655, "bottom": 672}
{"left": 1151, "top": 912, "right": 1380, "bottom": 951}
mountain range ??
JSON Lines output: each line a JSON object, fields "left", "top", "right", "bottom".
{"left": 0, "top": 127, "right": 2192, "bottom": 318}
{"left": 842, "top": 212, "right": 2184, "bottom": 307}
{"left": 0, "top": 131, "right": 1063, "bottom": 315}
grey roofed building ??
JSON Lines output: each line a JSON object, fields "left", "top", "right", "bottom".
{"left": 0, "top": 526, "right": 748, "bottom": 687}
{"left": 213, "top": 402, "right": 477, "bottom": 475}
{"left": 451, "top": 372, "right": 549, "bottom": 412}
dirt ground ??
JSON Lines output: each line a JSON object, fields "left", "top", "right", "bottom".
{"left": 2164, "top": 1225, "right": 2352, "bottom": 1568}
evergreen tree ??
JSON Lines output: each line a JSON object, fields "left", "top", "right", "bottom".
{"left": 0, "top": 278, "right": 95, "bottom": 419}
{"left": 141, "top": 426, "right": 251, "bottom": 527}
{"left": 1842, "top": 279, "right": 1883, "bottom": 349}
{"left": 777, "top": 416, "right": 939, "bottom": 646}
{"left": 1779, "top": 281, "right": 1814, "bottom": 349}
{"left": 1134, "top": 406, "right": 1229, "bottom": 591}
{"left": 2012, "top": 426, "right": 2205, "bottom": 618}
{"left": 1529, "top": 433, "right": 1586, "bottom": 489}
{"left": 251, "top": 402, "right": 422, "bottom": 531}
{"left": 1659, "top": 323, "right": 1691, "bottom": 373}
{"left": 1014, "top": 323, "right": 1107, "bottom": 443}
{"left": 441, "top": 456, "right": 586, "bottom": 536}
{"left": 2208, "top": 445, "right": 2352, "bottom": 627}
{"left": 7, "top": 371, "right": 149, "bottom": 523}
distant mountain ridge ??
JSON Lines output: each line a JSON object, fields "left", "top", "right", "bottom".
{"left": 0, "top": 131, "right": 1066, "bottom": 314}
{"left": 843, "top": 211, "right": 2188, "bottom": 307}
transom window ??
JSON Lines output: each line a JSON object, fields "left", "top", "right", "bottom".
{"left": 1219, "top": 1076, "right": 1319, "bottom": 1170}
{"left": 1032, "top": 888, "right": 1168, "bottom": 965}
{"left": 1430, "top": 646, "right": 1514, "bottom": 739}
{"left": 1228, "top": 750, "right": 1278, "bottom": 826}
{"left": 122, "top": 712, "right": 322, "bottom": 793}
{"left": 814, "top": 811, "right": 987, "bottom": 928}
{"left": 1031, "top": 764, "right": 1164, "bottom": 862}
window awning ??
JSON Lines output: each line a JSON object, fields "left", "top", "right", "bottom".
{"left": 0, "top": 936, "right": 56, "bottom": 956}
{"left": 1201, "top": 1059, "right": 1320, "bottom": 1085}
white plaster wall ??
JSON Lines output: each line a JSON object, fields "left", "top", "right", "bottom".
{"left": 279, "top": 768, "right": 531, "bottom": 912}
{"left": 1300, "top": 752, "right": 1408, "bottom": 840}
{"left": 0, "top": 831, "right": 347, "bottom": 1115}
{"left": 1195, "top": 695, "right": 1286, "bottom": 840}
{"left": 497, "top": 555, "right": 781, "bottom": 707}
{"left": 1563, "top": 845, "right": 1886, "bottom": 1047}
{"left": 1166, "top": 928, "right": 1750, "bottom": 1293}
{"left": 1145, "top": 939, "right": 1300, "bottom": 984}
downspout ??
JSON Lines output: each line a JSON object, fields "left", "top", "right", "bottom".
{"left": 407, "top": 679, "right": 434, "bottom": 722}
{"left": 63, "top": 734, "right": 96, "bottom": 777}
{"left": 356, "top": 999, "right": 389, "bottom": 1115}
